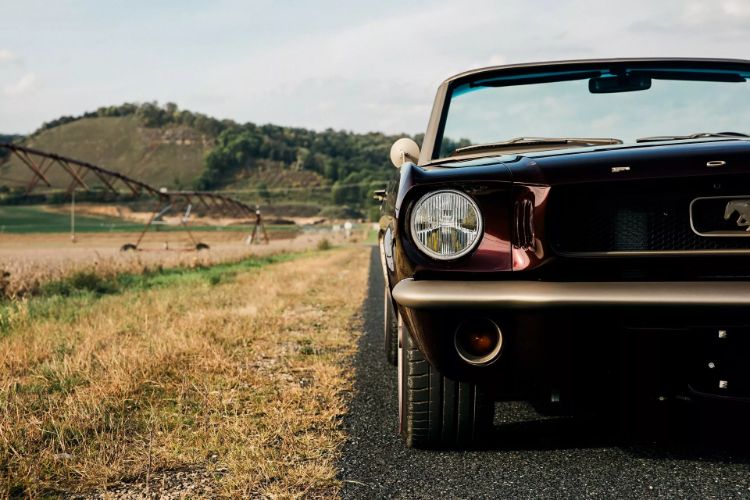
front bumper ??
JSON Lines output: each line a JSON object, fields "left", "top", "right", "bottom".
{"left": 392, "top": 279, "right": 750, "bottom": 309}
{"left": 392, "top": 279, "right": 750, "bottom": 402}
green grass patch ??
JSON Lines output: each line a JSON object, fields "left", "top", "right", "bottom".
{"left": 42, "top": 252, "right": 302, "bottom": 297}
{"left": 0, "top": 250, "right": 313, "bottom": 336}
{"left": 364, "top": 228, "right": 378, "bottom": 245}
{"left": 0, "top": 205, "right": 143, "bottom": 233}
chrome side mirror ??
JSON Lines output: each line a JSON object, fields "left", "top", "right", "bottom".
{"left": 389, "top": 138, "right": 420, "bottom": 168}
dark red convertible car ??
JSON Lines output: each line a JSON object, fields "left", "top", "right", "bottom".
{"left": 379, "top": 58, "right": 750, "bottom": 448}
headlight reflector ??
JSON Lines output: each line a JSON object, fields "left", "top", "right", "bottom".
{"left": 410, "top": 190, "right": 483, "bottom": 260}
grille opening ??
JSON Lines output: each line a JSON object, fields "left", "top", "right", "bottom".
{"left": 549, "top": 177, "right": 750, "bottom": 254}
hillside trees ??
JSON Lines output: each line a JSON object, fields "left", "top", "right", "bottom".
{"left": 0, "top": 134, "right": 23, "bottom": 160}
{"left": 196, "top": 124, "right": 416, "bottom": 216}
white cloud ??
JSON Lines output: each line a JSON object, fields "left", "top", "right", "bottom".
{"left": 4, "top": 73, "right": 38, "bottom": 96}
{"left": 721, "top": 0, "right": 750, "bottom": 16}
{"left": 486, "top": 55, "right": 509, "bottom": 67}
{"left": 630, "top": 0, "right": 750, "bottom": 39}
{"left": 0, "top": 49, "right": 16, "bottom": 64}
{"left": 197, "top": 0, "right": 750, "bottom": 134}
{"left": 684, "top": 0, "right": 750, "bottom": 23}
{"left": 2, "top": 0, "right": 750, "bottom": 134}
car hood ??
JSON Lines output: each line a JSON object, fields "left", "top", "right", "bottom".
{"left": 426, "top": 138, "right": 750, "bottom": 185}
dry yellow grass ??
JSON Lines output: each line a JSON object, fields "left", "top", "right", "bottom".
{"left": 0, "top": 246, "right": 370, "bottom": 497}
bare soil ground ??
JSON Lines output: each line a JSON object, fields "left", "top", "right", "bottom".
{"left": 41, "top": 203, "right": 273, "bottom": 227}
{"left": 0, "top": 231, "right": 342, "bottom": 296}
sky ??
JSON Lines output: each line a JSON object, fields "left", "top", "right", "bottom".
{"left": 1, "top": 0, "right": 750, "bottom": 135}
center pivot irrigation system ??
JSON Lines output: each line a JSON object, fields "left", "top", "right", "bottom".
{"left": 0, "top": 142, "right": 270, "bottom": 250}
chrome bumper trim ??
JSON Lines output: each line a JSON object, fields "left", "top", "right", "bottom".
{"left": 392, "top": 279, "right": 750, "bottom": 309}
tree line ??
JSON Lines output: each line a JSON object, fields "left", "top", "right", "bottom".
{"left": 0, "top": 134, "right": 23, "bottom": 161}
{"left": 197, "top": 123, "right": 424, "bottom": 213}
{"left": 33, "top": 102, "right": 235, "bottom": 138}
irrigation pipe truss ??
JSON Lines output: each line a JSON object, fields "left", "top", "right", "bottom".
{"left": 0, "top": 142, "right": 257, "bottom": 218}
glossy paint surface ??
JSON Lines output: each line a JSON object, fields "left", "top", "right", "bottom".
{"left": 380, "top": 59, "right": 750, "bottom": 389}
{"left": 384, "top": 138, "right": 750, "bottom": 284}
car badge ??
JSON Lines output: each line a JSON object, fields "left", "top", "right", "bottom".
{"left": 724, "top": 199, "right": 750, "bottom": 231}
{"left": 611, "top": 166, "right": 630, "bottom": 173}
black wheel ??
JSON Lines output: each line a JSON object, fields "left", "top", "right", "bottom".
{"left": 196, "top": 242, "right": 210, "bottom": 251}
{"left": 120, "top": 243, "right": 137, "bottom": 252}
{"left": 384, "top": 287, "right": 398, "bottom": 366}
{"left": 399, "top": 316, "right": 494, "bottom": 448}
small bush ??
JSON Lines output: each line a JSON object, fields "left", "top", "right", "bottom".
{"left": 317, "top": 238, "right": 332, "bottom": 251}
{"left": 317, "top": 205, "right": 363, "bottom": 220}
{"left": 0, "top": 270, "right": 10, "bottom": 299}
{"left": 43, "top": 271, "right": 118, "bottom": 297}
{"left": 207, "top": 270, "right": 236, "bottom": 286}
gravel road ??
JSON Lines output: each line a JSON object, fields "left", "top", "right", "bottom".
{"left": 338, "top": 248, "right": 750, "bottom": 499}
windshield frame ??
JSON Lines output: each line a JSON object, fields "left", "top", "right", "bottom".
{"left": 421, "top": 58, "right": 750, "bottom": 164}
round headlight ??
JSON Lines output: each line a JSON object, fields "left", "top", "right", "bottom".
{"left": 410, "top": 189, "right": 483, "bottom": 260}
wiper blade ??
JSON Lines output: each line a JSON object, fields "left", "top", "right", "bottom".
{"left": 636, "top": 132, "right": 750, "bottom": 143}
{"left": 454, "top": 137, "right": 622, "bottom": 155}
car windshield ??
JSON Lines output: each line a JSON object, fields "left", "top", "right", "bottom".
{"left": 437, "top": 64, "right": 750, "bottom": 158}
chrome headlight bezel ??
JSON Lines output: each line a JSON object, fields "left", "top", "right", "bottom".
{"left": 409, "top": 189, "right": 484, "bottom": 261}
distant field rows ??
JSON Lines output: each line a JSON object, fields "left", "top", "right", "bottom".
{"left": 0, "top": 231, "right": 342, "bottom": 297}
{"left": 0, "top": 205, "right": 298, "bottom": 234}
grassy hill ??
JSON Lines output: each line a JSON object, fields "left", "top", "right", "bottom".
{"left": 0, "top": 102, "right": 416, "bottom": 219}
{"left": 0, "top": 116, "right": 211, "bottom": 190}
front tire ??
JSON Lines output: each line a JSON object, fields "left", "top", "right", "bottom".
{"left": 384, "top": 287, "right": 398, "bottom": 366}
{"left": 399, "top": 317, "right": 494, "bottom": 448}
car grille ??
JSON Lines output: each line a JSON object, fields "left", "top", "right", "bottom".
{"left": 549, "top": 176, "right": 750, "bottom": 254}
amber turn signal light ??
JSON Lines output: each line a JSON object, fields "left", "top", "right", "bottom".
{"left": 454, "top": 318, "right": 503, "bottom": 366}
